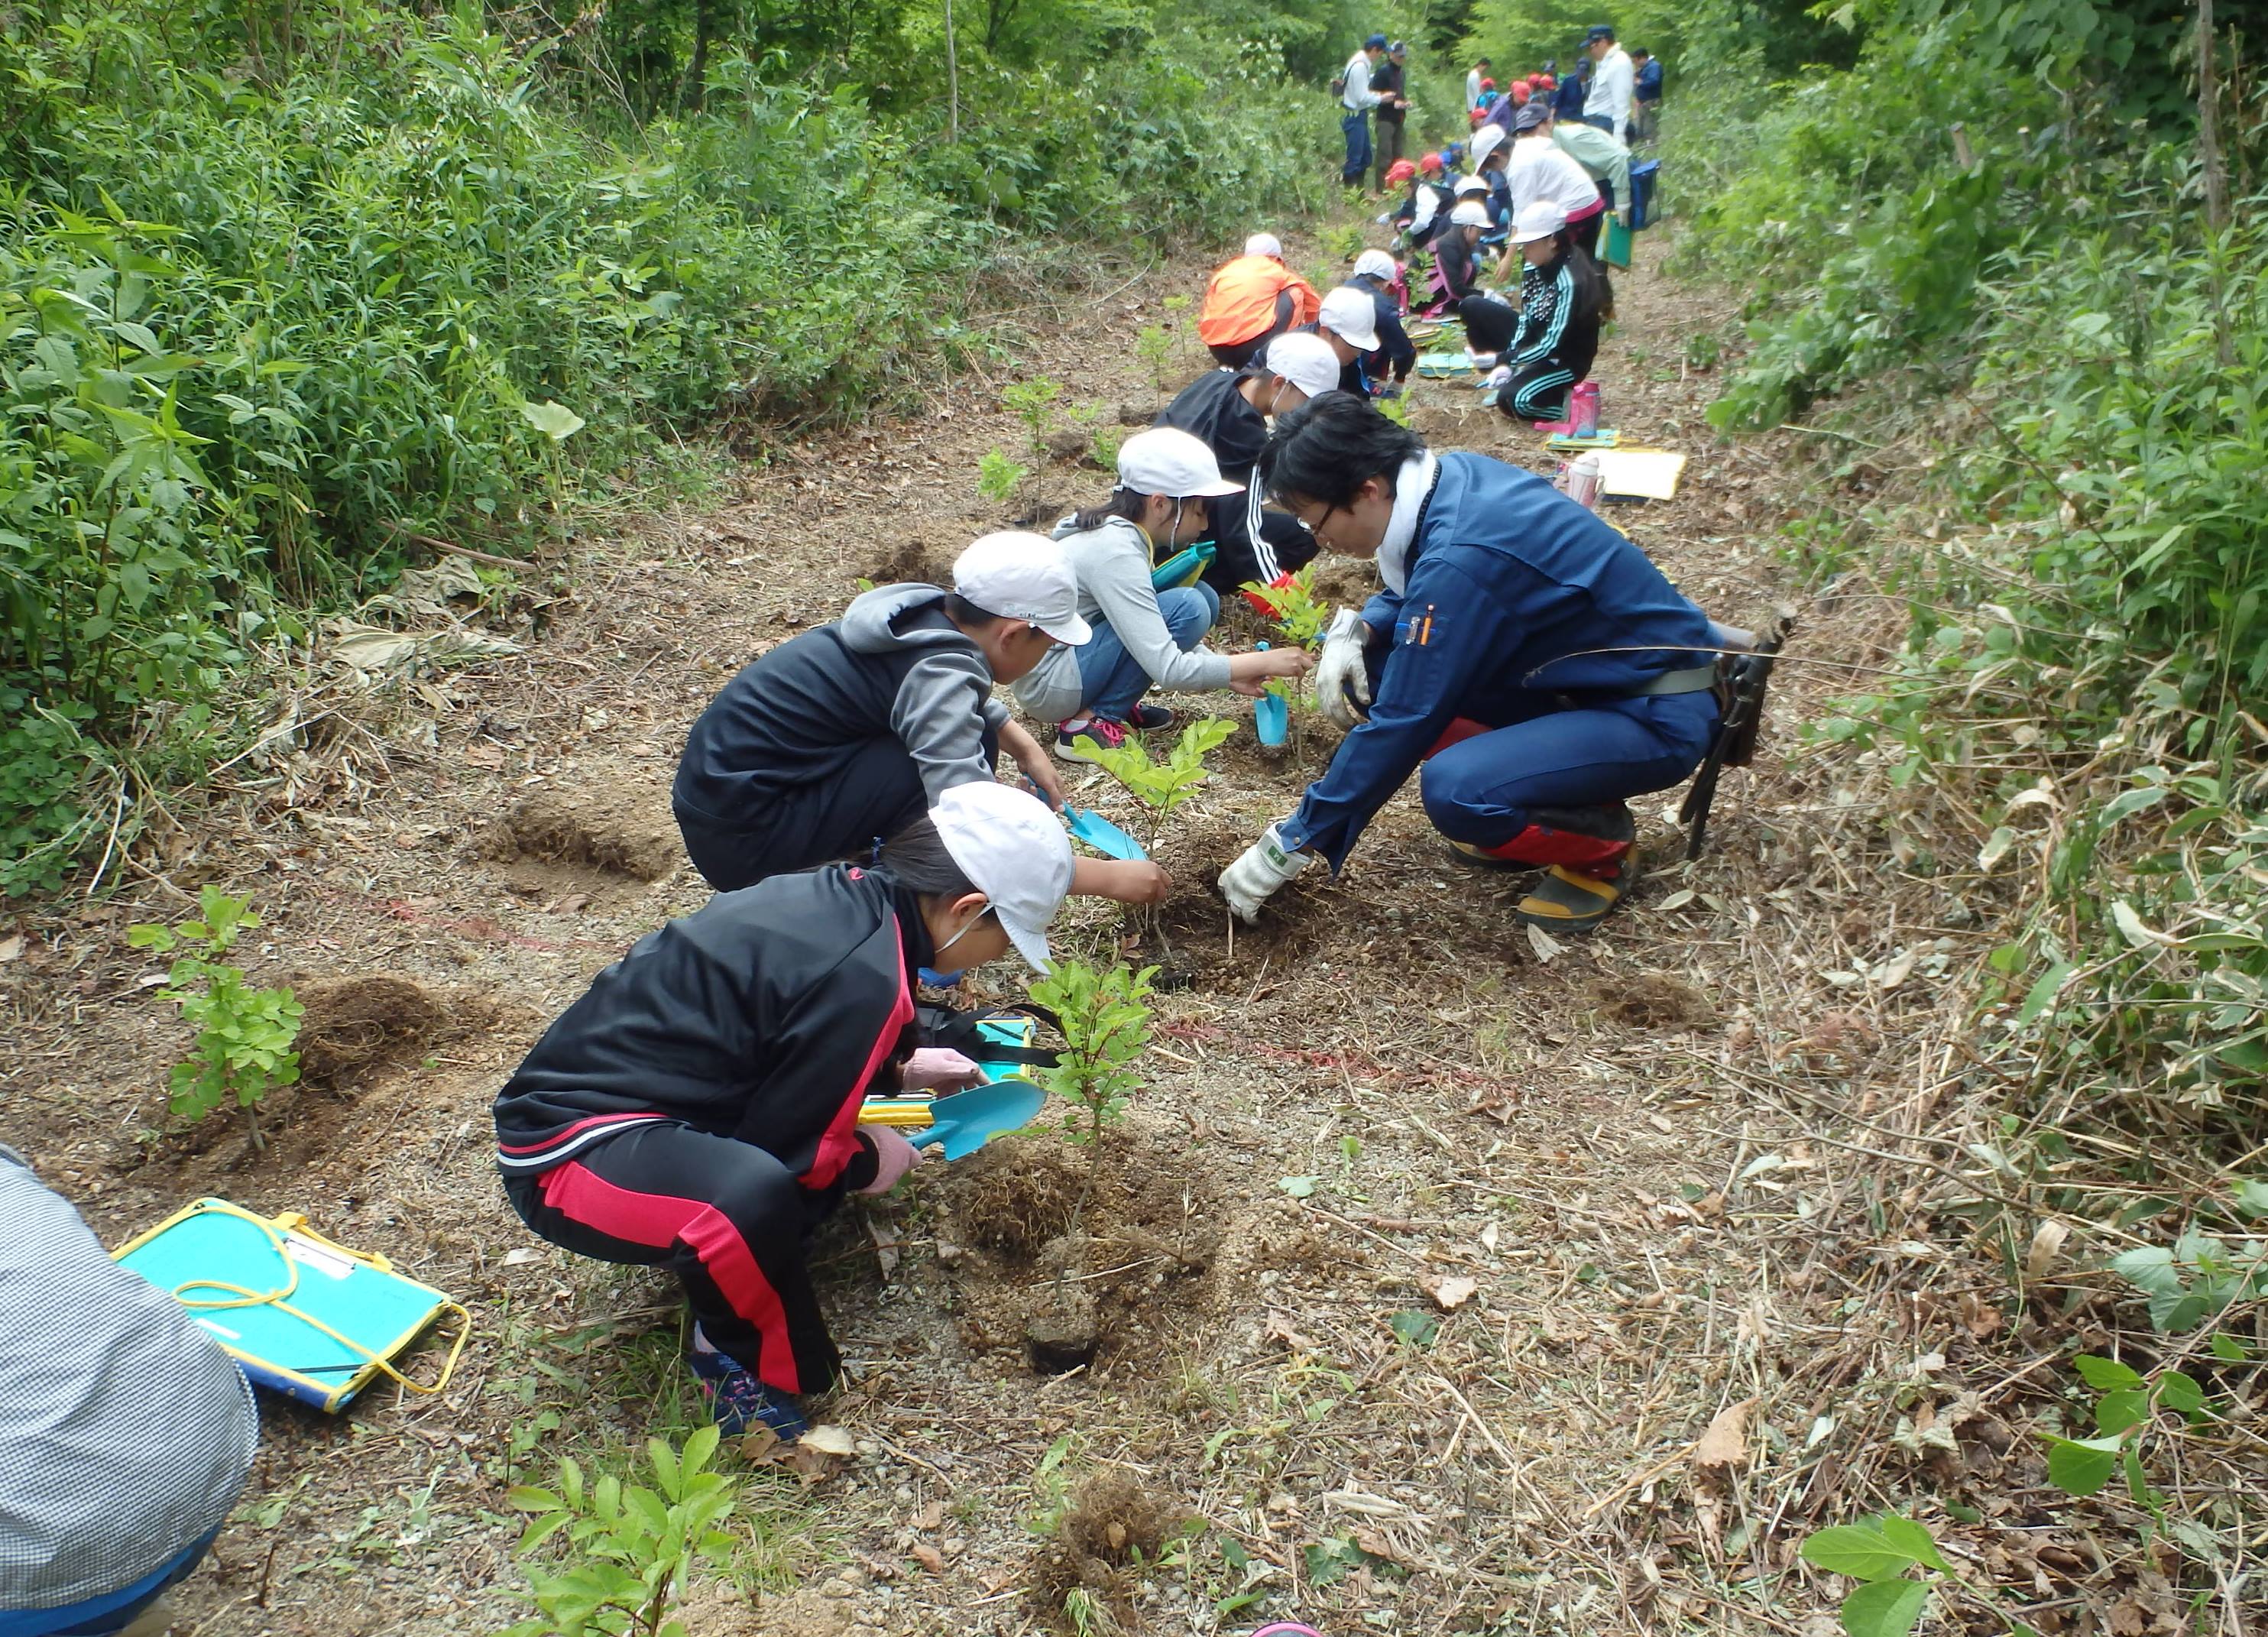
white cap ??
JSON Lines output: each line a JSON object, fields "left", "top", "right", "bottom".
{"left": 1244, "top": 232, "right": 1284, "bottom": 259}
{"left": 1510, "top": 199, "right": 1568, "bottom": 245}
{"left": 952, "top": 532, "right": 1092, "bottom": 646}
{"left": 1317, "top": 285, "right": 1382, "bottom": 352}
{"left": 1450, "top": 200, "right": 1493, "bottom": 229}
{"left": 1263, "top": 332, "right": 1342, "bottom": 402}
{"left": 1471, "top": 125, "right": 1507, "bottom": 169}
{"left": 1116, "top": 426, "right": 1243, "bottom": 499}
{"left": 1353, "top": 248, "right": 1398, "bottom": 283}
{"left": 929, "top": 782, "right": 1073, "bottom": 971}
{"left": 1453, "top": 174, "right": 1490, "bottom": 197}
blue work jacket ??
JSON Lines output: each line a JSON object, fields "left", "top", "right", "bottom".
{"left": 1276, "top": 452, "right": 1714, "bottom": 867}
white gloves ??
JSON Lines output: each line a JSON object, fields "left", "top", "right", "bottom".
{"left": 1316, "top": 608, "right": 1375, "bottom": 731}
{"left": 1218, "top": 824, "right": 1313, "bottom": 923}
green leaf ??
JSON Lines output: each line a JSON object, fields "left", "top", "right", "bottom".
{"left": 1873, "top": 1515, "right": 1949, "bottom": 1573}
{"left": 2072, "top": 1354, "right": 2146, "bottom": 1390}
{"left": 1840, "top": 1577, "right": 1929, "bottom": 1637}
{"left": 647, "top": 1437, "right": 682, "bottom": 1502}
{"left": 2208, "top": 1333, "right": 2248, "bottom": 1363}
{"left": 1278, "top": 1175, "right": 1318, "bottom": 1198}
{"left": 1387, "top": 1310, "right": 1438, "bottom": 1347}
{"left": 2154, "top": 1370, "right": 2205, "bottom": 1416}
{"left": 2094, "top": 1389, "right": 2148, "bottom": 1434}
{"left": 507, "top": 1486, "right": 565, "bottom": 1512}
{"left": 1802, "top": 1522, "right": 1924, "bottom": 1582}
{"left": 2108, "top": 1246, "right": 2182, "bottom": 1295}
{"left": 2014, "top": 961, "right": 2075, "bottom": 1026}
{"left": 2043, "top": 1434, "right": 2121, "bottom": 1496}
{"left": 519, "top": 399, "right": 587, "bottom": 442}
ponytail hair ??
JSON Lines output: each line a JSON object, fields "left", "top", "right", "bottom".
{"left": 1070, "top": 489, "right": 1151, "bottom": 534}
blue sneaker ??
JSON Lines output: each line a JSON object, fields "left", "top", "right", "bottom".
{"left": 685, "top": 1348, "right": 807, "bottom": 1441}
{"left": 917, "top": 966, "right": 964, "bottom": 988}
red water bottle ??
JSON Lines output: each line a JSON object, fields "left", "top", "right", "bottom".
{"left": 1570, "top": 381, "right": 1600, "bottom": 438}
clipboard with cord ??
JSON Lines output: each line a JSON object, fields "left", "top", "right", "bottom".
{"left": 113, "top": 1198, "right": 471, "bottom": 1413}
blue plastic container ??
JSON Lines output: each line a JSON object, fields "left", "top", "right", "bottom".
{"left": 1628, "top": 160, "right": 1661, "bottom": 229}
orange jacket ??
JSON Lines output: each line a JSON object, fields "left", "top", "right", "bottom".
{"left": 1197, "top": 255, "right": 1322, "bottom": 348}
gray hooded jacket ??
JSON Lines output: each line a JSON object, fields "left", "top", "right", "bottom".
{"left": 674, "top": 583, "right": 1009, "bottom": 824}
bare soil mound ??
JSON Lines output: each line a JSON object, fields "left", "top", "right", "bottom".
{"left": 294, "top": 974, "right": 454, "bottom": 1086}
{"left": 491, "top": 783, "right": 681, "bottom": 881}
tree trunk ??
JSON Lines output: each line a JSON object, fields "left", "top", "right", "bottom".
{"left": 943, "top": 0, "right": 961, "bottom": 141}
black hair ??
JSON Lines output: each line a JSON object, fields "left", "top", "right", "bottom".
{"left": 1071, "top": 489, "right": 1151, "bottom": 533}
{"left": 1553, "top": 236, "right": 1615, "bottom": 327}
{"left": 874, "top": 815, "right": 980, "bottom": 898}
{"left": 1631, "top": 48, "right": 1650, "bottom": 58}
{"left": 1259, "top": 391, "right": 1425, "bottom": 511}
{"left": 941, "top": 592, "right": 1009, "bottom": 626}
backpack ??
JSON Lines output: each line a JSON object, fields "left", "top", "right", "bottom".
{"left": 1330, "top": 71, "right": 1347, "bottom": 97}
{"left": 916, "top": 1001, "right": 1062, "bottom": 1071}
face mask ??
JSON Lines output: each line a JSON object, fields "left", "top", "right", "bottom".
{"left": 934, "top": 904, "right": 995, "bottom": 958}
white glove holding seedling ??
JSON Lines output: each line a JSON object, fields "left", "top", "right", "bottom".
{"left": 1316, "top": 607, "right": 1375, "bottom": 730}
{"left": 1218, "top": 824, "right": 1313, "bottom": 924}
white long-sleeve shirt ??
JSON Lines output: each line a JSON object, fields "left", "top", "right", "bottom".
{"left": 1589, "top": 47, "right": 1635, "bottom": 140}
{"left": 1508, "top": 135, "right": 1605, "bottom": 221}
{"left": 1466, "top": 67, "right": 1483, "bottom": 108}
{"left": 1341, "top": 50, "right": 1385, "bottom": 112}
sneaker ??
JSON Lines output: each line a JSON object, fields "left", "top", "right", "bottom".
{"left": 1055, "top": 717, "right": 1131, "bottom": 763}
{"left": 1127, "top": 702, "right": 1178, "bottom": 732}
{"left": 686, "top": 1347, "right": 807, "bottom": 1441}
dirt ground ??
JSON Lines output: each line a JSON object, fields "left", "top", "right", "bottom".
{"left": 0, "top": 221, "right": 2132, "bottom": 1637}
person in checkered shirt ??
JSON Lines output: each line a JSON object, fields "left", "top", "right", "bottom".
{"left": 2, "top": 1151, "right": 258, "bottom": 1636}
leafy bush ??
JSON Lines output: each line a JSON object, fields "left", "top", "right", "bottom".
{"left": 128, "top": 887, "right": 302, "bottom": 1139}
{"left": 0, "top": 1, "right": 1337, "bottom": 891}
{"left": 505, "top": 1427, "right": 738, "bottom": 1637}
{"left": 1029, "top": 958, "right": 1156, "bottom": 1208}
{"left": 1084, "top": 717, "right": 1237, "bottom": 851}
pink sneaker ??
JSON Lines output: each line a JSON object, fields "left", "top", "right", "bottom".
{"left": 1055, "top": 716, "right": 1130, "bottom": 764}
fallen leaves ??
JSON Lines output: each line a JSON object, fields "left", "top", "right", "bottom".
{"left": 1424, "top": 1275, "right": 1479, "bottom": 1311}
{"left": 1693, "top": 1397, "right": 1755, "bottom": 1476}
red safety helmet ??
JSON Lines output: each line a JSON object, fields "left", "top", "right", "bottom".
{"left": 1537, "top": 73, "right": 1556, "bottom": 89}
{"left": 1480, "top": 77, "right": 1495, "bottom": 89}
{"left": 1511, "top": 82, "right": 1531, "bottom": 104}
{"left": 1418, "top": 151, "right": 1443, "bottom": 173}
{"left": 1384, "top": 158, "right": 1418, "bottom": 185}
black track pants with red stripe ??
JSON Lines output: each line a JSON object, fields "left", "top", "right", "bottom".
{"left": 504, "top": 1121, "right": 843, "bottom": 1396}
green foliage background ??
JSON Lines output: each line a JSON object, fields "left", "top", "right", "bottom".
{"left": 0, "top": 0, "right": 1375, "bottom": 891}
{"left": 1658, "top": 0, "right": 2268, "bottom": 1152}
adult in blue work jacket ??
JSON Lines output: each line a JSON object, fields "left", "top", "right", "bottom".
{"left": 1215, "top": 394, "right": 1722, "bottom": 931}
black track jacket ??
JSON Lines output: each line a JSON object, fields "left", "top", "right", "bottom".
{"left": 493, "top": 867, "right": 929, "bottom": 1193}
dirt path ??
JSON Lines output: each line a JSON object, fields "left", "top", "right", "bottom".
{"left": 2, "top": 226, "right": 1927, "bottom": 1637}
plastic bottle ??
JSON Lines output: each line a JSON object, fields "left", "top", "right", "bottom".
{"left": 1570, "top": 381, "right": 1601, "bottom": 438}
{"left": 1567, "top": 452, "right": 1602, "bottom": 511}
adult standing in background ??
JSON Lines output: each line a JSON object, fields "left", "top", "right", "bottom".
{"left": 1553, "top": 56, "right": 1589, "bottom": 124}
{"left": 1466, "top": 55, "right": 1491, "bottom": 111}
{"left": 1584, "top": 24, "right": 1634, "bottom": 141}
{"left": 1336, "top": 34, "right": 1389, "bottom": 188}
{"left": 1371, "top": 41, "right": 1410, "bottom": 193}
{"left": 1632, "top": 49, "right": 1663, "bottom": 143}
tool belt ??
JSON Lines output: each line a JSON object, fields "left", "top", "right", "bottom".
{"left": 1679, "top": 608, "right": 1794, "bottom": 858}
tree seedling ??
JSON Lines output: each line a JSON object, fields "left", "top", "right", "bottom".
{"left": 1003, "top": 377, "right": 1061, "bottom": 453}
{"left": 1028, "top": 957, "right": 1155, "bottom": 1221}
{"left": 129, "top": 885, "right": 302, "bottom": 1147}
{"left": 1136, "top": 324, "right": 1174, "bottom": 388}
{"left": 977, "top": 447, "right": 1027, "bottom": 504}
{"left": 504, "top": 1426, "right": 739, "bottom": 1637}
{"left": 1242, "top": 568, "right": 1330, "bottom": 750}
{"left": 1083, "top": 716, "right": 1237, "bottom": 854}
